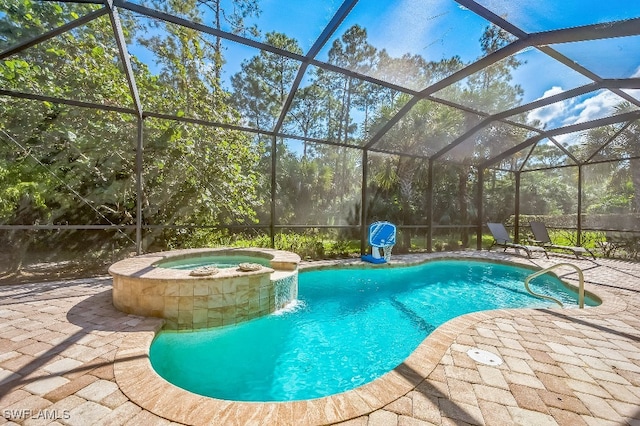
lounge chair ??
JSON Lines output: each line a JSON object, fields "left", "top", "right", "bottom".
{"left": 487, "top": 222, "right": 548, "bottom": 259}
{"left": 529, "top": 221, "right": 595, "bottom": 259}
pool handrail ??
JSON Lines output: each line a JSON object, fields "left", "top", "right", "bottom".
{"left": 524, "top": 263, "right": 585, "bottom": 309}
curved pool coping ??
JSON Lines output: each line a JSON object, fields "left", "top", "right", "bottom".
{"left": 113, "top": 252, "right": 625, "bottom": 425}
{"left": 108, "top": 247, "right": 301, "bottom": 278}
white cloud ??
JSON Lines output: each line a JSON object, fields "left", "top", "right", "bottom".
{"left": 622, "top": 65, "right": 640, "bottom": 100}
{"left": 560, "top": 90, "right": 623, "bottom": 126}
{"left": 538, "top": 86, "right": 565, "bottom": 98}
{"left": 552, "top": 132, "right": 574, "bottom": 147}
{"left": 526, "top": 86, "right": 571, "bottom": 127}
{"left": 526, "top": 86, "right": 628, "bottom": 129}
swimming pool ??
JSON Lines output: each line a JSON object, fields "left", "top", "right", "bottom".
{"left": 149, "top": 259, "right": 598, "bottom": 402}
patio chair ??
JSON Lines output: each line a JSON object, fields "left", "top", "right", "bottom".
{"left": 529, "top": 221, "right": 595, "bottom": 259}
{"left": 487, "top": 222, "right": 548, "bottom": 259}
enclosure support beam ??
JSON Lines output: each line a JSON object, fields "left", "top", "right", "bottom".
{"left": 482, "top": 110, "right": 640, "bottom": 170}
{"left": 586, "top": 121, "right": 633, "bottom": 163}
{"left": 272, "top": 0, "right": 358, "bottom": 136}
{"left": 0, "top": 8, "right": 109, "bottom": 60}
{"left": 432, "top": 83, "right": 599, "bottom": 161}
{"left": 135, "top": 118, "right": 144, "bottom": 254}
{"left": 0, "top": 90, "right": 136, "bottom": 115}
{"left": 361, "top": 150, "right": 369, "bottom": 255}
{"left": 107, "top": 0, "right": 145, "bottom": 254}
{"left": 270, "top": 136, "right": 277, "bottom": 248}
{"left": 106, "top": 0, "right": 143, "bottom": 117}
{"left": 577, "top": 165, "right": 583, "bottom": 247}
{"left": 514, "top": 171, "right": 521, "bottom": 243}
{"left": 477, "top": 168, "right": 484, "bottom": 251}
{"left": 426, "top": 159, "right": 434, "bottom": 252}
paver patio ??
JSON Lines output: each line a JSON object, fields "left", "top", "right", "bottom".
{"left": 1, "top": 251, "right": 639, "bottom": 425}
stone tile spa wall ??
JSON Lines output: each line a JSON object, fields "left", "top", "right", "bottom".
{"left": 109, "top": 248, "right": 300, "bottom": 329}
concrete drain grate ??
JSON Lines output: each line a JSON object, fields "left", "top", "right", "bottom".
{"left": 467, "top": 348, "right": 503, "bottom": 366}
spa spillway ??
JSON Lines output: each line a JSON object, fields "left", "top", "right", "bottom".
{"left": 109, "top": 248, "right": 300, "bottom": 329}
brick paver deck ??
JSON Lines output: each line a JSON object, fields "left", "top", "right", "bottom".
{"left": 1, "top": 252, "right": 639, "bottom": 425}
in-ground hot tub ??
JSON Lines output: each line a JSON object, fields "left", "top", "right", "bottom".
{"left": 109, "top": 248, "right": 300, "bottom": 329}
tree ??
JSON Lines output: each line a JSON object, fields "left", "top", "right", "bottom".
{"left": 581, "top": 103, "right": 640, "bottom": 212}
{"left": 0, "top": 1, "right": 140, "bottom": 273}
{"left": 0, "top": 1, "right": 264, "bottom": 273}
{"left": 288, "top": 84, "right": 325, "bottom": 157}
{"left": 451, "top": 25, "right": 524, "bottom": 246}
{"left": 146, "top": 0, "right": 260, "bottom": 81}
{"left": 313, "top": 25, "right": 375, "bottom": 218}
{"left": 231, "top": 32, "right": 302, "bottom": 129}
{"left": 133, "top": 3, "right": 264, "bottom": 246}
{"left": 366, "top": 54, "right": 465, "bottom": 249}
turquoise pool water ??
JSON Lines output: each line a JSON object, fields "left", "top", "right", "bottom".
{"left": 156, "top": 255, "right": 271, "bottom": 269}
{"left": 149, "top": 259, "right": 598, "bottom": 402}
